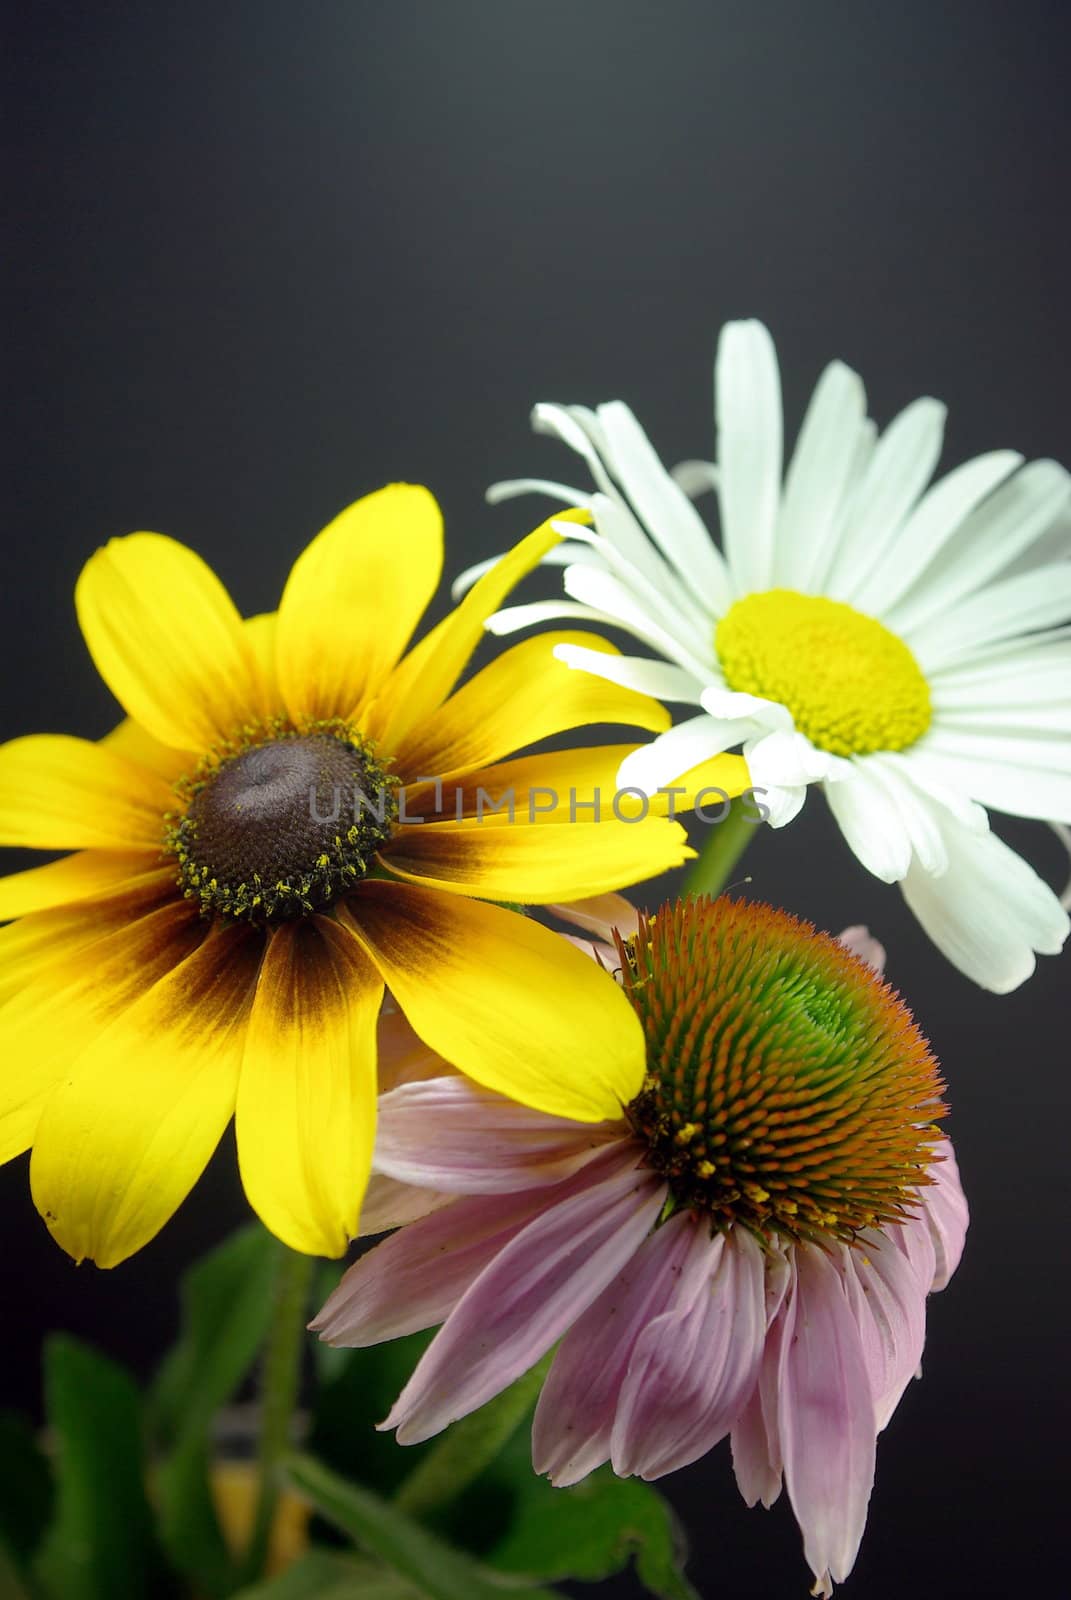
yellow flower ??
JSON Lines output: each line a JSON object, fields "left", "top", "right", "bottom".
{"left": 0, "top": 485, "right": 748, "bottom": 1266}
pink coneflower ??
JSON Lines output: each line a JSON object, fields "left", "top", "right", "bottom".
{"left": 313, "top": 896, "right": 967, "bottom": 1598}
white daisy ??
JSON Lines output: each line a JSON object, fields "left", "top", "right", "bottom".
{"left": 460, "top": 320, "right": 1071, "bottom": 992}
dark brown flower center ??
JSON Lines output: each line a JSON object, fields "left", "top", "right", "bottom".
{"left": 167, "top": 732, "right": 396, "bottom": 922}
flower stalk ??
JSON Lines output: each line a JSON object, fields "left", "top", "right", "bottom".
{"left": 239, "top": 1241, "right": 316, "bottom": 1583}
{"left": 681, "top": 797, "right": 757, "bottom": 899}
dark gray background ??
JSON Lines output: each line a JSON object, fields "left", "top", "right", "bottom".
{"left": 4, "top": 5, "right": 1069, "bottom": 1596}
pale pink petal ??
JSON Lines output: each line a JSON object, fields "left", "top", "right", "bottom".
{"left": 836, "top": 1233, "right": 929, "bottom": 1431}
{"left": 730, "top": 1380, "right": 783, "bottom": 1510}
{"left": 612, "top": 1225, "right": 767, "bottom": 1478}
{"left": 561, "top": 931, "right": 620, "bottom": 968}
{"left": 377, "top": 1004, "right": 452, "bottom": 1090}
{"left": 921, "top": 1138, "right": 969, "bottom": 1291}
{"left": 730, "top": 1245, "right": 793, "bottom": 1509}
{"left": 548, "top": 892, "right": 640, "bottom": 943}
{"left": 381, "top": 1145, "right": 666, "bottom": 1444}
{"left": 533, "top": 1209, "right": 701, "bottom": 1486}
{"left": 836, "top": 924, "right": 887, "bottom": 973}
{"left": 311, "top": 1184, "right": 558, "bottom": 1345}
{"left": 374, "top": 1077, "right": 624, "bottom": 1193}
{"left": 777, "top": 1243, "right": 876, "bottom": 1595}
{"left": 357, "top": 1172, "right": 454, "bottom": 1235}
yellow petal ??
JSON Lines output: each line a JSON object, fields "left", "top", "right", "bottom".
{"left": 276, "top": 486, "right": 443, "bottom": 726}
{"left": 383, "top": 816, "right": 693, "bottom": 903}
{"left": 236, "top": 916, "right": 382, "bottom": 1257}
{"left": 371, "top": 509, "right": 588, "bottom": 755}
{"left": 396, "top": 631, "right": 670, "bottom": 780}
{"left": 0, "top": 849, "right": 163, "bottom": 921}
{"left": 102, "top": 718, "right": 195, "bottom": 783}
{"left": 30, "top": 923, "right": 262, "bottom": 1267}
{"left": 0, "top": 734, "right": 173, "bottom": 850}
{"left": 76, "top": 532, "right": 269, "bottom": 751}
{"left": 342, "top": 882, "right": 645, "bottom": 1121}
{"left": 0, "top": 889, "right": 201, "bottom": 1164}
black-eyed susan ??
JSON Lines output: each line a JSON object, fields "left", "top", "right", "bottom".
{"left": 0, "top": 485, "right": 749, "bottom": 1265}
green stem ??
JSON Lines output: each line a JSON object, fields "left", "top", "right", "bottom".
{"left": 240, "top": 1243, "right": 315, "bottom": 1583}
{"left": 393, "top": 1352, "right": 553, "bottom": 1520}
{"left": 681, "top": 796, "right": 759, "bottom": 899}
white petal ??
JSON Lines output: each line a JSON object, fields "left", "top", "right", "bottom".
{"left": 554, "top": 644, "right": 705, "bottom": 704}
{"left": 595, "top": 402, "right": 734, "bottom": 612}
{"left": 617, "top": 714, "right": 739, "bottom": 793}
{"left": 900, "top": 812, "right": 1069, "bottom": 991}
{"left": 531, "top": 402, "right": 622, "bottom": 500}
{"left": 825, "top": 397, "right": 946, "bottom": 601}
{"left": 930, "top": 645, "right": 1071, "bottom": 708}
{"left": 900, "top": 737, "right": 1071, "bottom": 825}
{"left": 881, "top": 458, "right": 1071, "bottom": 634}
{"left": 824, "top": 762, "right": 914, "bottom": 882}
{"left": 904, "top": 560, "right": 1071, "bottom": 671}
{"left": 451, "top": 539, "right": 599, "bottom": 602}
{"left": 486, "top": 476, "right": 595, "bottom": 511}
{"left": 671, "top": 458, "right": 719, "bottom": 498}
{"left": 859, "top": 755, "right": 950, "bottom": 876}
{"left": 563, "top": 563, "right": 716, "bottom": 682}
{"left": 483, "top": 600, "right": 624, "bottom": 637}
{"left": 811, "top": 417, "right": 878, "bottom": 593}
{"left": 774, "top": 360, "right": 868, "bottom": 593}
{"left": 700, "top": 684, "right": 794, "bottom": 730}
{"left": 568, "top": 498, "right": 717, "bottom": 651}
{"left": 848, "top": 450, "right": 1021, "bottom": 616}
{"left": 716, "top": 320, "right": 784, "bottom": 593}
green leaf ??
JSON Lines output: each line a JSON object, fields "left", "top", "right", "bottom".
{"left": 231, "top": 1549, "right": 422, "bottom": 1600}
{"left": 0, "top": 1412, "right": 53, "bottom": 1566}
{"left": 486, "top": 1452, "right": 700, "bottom": 1600}
{"left": 285, "top": 1455, "right": 561, "bottom": 1600}
{"left": 306, "top": 1331, "right": 436, "bottom": 1497}
{"left": 34, "top": 1336, "right": 173, "bottom": 1600}
{"left": 149, "top": 1225, "right": 282, "bottom": 1596}
{"left": 149, "top": 1223, "right": 280, "bottom": 1448}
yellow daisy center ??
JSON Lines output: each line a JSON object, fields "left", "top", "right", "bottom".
{"left": 166, "top": 728, "right": 397, "bottom": 923}
{"left": 619, "top": 898, "right": 946, "bottom": 1244}
{"left": 715, "top": 588, "right": 931, "bottom": 756}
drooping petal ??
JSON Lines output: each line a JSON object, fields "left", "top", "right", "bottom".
{"left": 0, "top": 735, "right": 173, "bottom": 850}
{"left": 776, "top": 1243, "right": 876, "bottom": 1595}
{"left": 824, "top": 761, "right": 914, "bottom": 883}
{"left": 612, "top": 1224, "right": 768, "bottom": 1479}
{"left": 836, "top": 1233, "right": 929, "bottom": 1431}
{"left": 30, "top": 923, "right": 262, "bottom": 1267}
{"left": 394, "top": 631, "right": 669, "bottom": 781}
{"left": 342, "top": 884, "right": 646, "bottom": 1122}
{"left": 381, "top": 1146, "right": 665, "bottom": 1443}
{"left": 356, "top": 1174, "right": 453, "bottom": 1235}
{"left": 75, "top": 532, "right": 269, "bottom": 751}
{"left": 920, "top": 1139, "right": 969, "bottom": 1291}
{"left": 533, "top": 1209, "right": 701, "bottom": 1486}
{"left": 899, "top": 808, "right": 1068, "bottom": 991}
{"left": 236, "top": 916, "right": 383, "bottom": 1258}
{"left": 730, "top": 1245, "right": 793, "bottom": 1511}
{"left": 553, "top": 642, "right": 705, "bottom": 704}
{"left": 275, "top": 485, "right": 443, "bottom": 726}
{"left": 0, "top": 885, "right": 200, "bottom": 1163}
{"left": 716, "top": 320, "right": 784, "bottom": 595}
{"left": 374, "top": 1077, "right": 622, "bottom": 1193}
{"left": 312, "top": 1182, "right": 570, "bottom": 1346}
{"left": 0, "top": 849, "right": 163, "bottom": 921}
